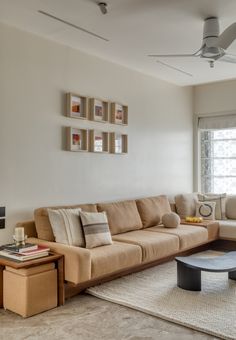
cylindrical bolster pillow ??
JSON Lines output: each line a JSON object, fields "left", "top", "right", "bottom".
{"left": 162, "top": 212, "right": 180, "bottom": 228}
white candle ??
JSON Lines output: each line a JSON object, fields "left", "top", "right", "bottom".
{"left": 15, "top": 227, "right": 24, "bottom": 241}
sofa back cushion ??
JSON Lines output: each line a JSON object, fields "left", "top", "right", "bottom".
{"left": 170, "top": 203, "right": 177, "bottom": 213}
{"left": 97, "top": 200, "right": 142, "bottom": 235}
{"left": 226, "top": 196, "right": 236, "bottom": 219}
{"left": 175, "top": 193, "right": 198, "bottom": 218}
{"left": 34, "top": 204, "right": 97, "bottom": 241}
{"left": 136, "top": 195, "right": 171, "bottom": 228}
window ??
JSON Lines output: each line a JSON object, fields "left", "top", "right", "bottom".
{"left": 200, "top": 128, "right": 236, "bottom": 194}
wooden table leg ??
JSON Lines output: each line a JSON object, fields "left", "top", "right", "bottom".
{"left": 57, "top": 257, "right": 65, "bottom": 306}
{"left": 0, "top": 265, "right": 4, "bottom": 308}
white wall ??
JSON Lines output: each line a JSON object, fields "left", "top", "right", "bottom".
{"left": 194, "top": 79, "right": 236, "bottom": 115}
{"left": 0, "top": 24, "right": 193, "bottom": 244}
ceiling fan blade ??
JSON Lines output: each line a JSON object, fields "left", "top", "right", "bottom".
{"left": 218, "top": 22, "right": 236, "bottom": 49}
{"left": 156, "top": 60, "right": 193, "bottom": 77}
{"left": 148, "top": 46, "right": 203, "bottom": 58}
{"left": 38, "top": 10, "right": 109, "bottom": 42}
{"left": 148, "top": 53, "right": 199, "bottom": 58}
{"left": 218, "top": 54, "right": 236, "bottom": 64}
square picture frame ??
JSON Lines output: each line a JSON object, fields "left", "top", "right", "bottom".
{"left": 66, "top": 93, "right": 88, "bottom": 119}
{"left": 66, "top": 127, "right": 88, "bottom": 152}
{"left": 110, "top": 103, "right": 128, "bottom": 125}
{"left": 89, "top": 98, "right": 108, "bottom": 123}
{"left": 110, "top": 133, "right": 128, "bottom": 154}
{"left": 89, "top": 130, "right": 109, "bottom": 153}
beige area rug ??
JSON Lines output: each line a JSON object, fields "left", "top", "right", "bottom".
{"left": 87, "top": 251, "right": 236, "bottom": 340}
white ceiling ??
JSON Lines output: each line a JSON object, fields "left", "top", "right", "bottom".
{"left": 1, "top": 0, "right": 236, "bottom": 86}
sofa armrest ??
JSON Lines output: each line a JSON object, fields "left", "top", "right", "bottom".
{"left": 28, "top": 237, "right": 91, "bottom": 284}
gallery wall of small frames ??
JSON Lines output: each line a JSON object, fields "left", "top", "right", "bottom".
{"left": 65, "top": 92, "right": 128, "bottom": 154}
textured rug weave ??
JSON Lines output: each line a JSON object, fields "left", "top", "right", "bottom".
{"left": 87, "top": 251, "right": 236, "bottom": 340}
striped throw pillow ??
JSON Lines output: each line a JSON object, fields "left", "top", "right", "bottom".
{"left": 80, "top": 211, "right": 112, "bottom": 249}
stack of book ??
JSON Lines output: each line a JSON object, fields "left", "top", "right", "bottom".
{"left": 0, "top": 243, "right": 50, "bottom": 261}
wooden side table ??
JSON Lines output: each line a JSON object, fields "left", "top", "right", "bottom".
{"left": 0, "top": 253, "right": 64, "bottom": 312}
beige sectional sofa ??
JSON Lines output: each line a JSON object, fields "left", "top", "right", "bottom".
{"left": 18, "top": 195, "right": 220, "bottom": 288}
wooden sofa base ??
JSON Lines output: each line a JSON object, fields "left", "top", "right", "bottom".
{"left": 65, "top": 240, "right": 216, "bottom": 300}
{"left": 211, "top": 239, "right": 236, "bottom": 251}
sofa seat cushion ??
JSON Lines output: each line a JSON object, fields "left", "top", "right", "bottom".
{"left": 146, "top": 225, "right": 208, "bottom": 250}
{"left": 112, "top": 230, "right": 179, "bottom": 262}
{"left": 35, "top": 204, "right": 97, "bottom": 241}
{"left": 90, "top": 241, "right": 142, "bottom": 279}
{"left": 97, "top": 200, "right": 142, "bottom": 235}
{"left": 219, "top": 220, "right": 236, "bottom": 240}
{"left": 136, "top": 195, "right": 171, "bottom": 228}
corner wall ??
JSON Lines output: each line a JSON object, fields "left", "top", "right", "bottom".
{"left": 0, "top": 23, "right": 193, "bottom": 244}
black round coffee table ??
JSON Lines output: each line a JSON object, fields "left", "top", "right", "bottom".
{"left": 175, "top": 251, "right": 236, "bottom": 291}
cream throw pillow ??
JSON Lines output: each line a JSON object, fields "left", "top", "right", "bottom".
{"left": 162, "top": 212, "right": 180, "bottom": 228}
{"left": 80, "top": 211, "right": 112, "bottom": 249}
{"left": 198, "top": 193, "right": 227, "bottom": 220}
{"left": 195, "top": 201, "right": 216, "bottom": 220}
{"left": 48, "top": 208, "right": 85, "bottom": 247}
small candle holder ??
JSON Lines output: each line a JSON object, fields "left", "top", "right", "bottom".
{"left": 13, "top": 235, "right": 28, "bottom": 247}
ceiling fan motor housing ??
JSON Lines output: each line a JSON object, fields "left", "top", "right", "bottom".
{"left": 203, "top": 17, "right": 220, "bottom": 47}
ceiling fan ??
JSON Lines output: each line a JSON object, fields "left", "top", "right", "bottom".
{"left": 148, "top": 17, "right": 236, "bottom": 74}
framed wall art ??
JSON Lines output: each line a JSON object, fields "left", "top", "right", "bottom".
{"left": 89, "top": 98, "right": 108, "bottom": 123}
{"left": 66, "top": 93, "right": 88, "bottom": 119}
{"left": 110, "top": 133, "right": 128, "bottom": 154}
{"left": 110, "top": 103, "right": 128, "bottom": 125}
{"left": 89, "top": 130, "right": 109, "bottom": 153}
{"left": 66, "top": 127, "right": 88, "bottom": 152}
